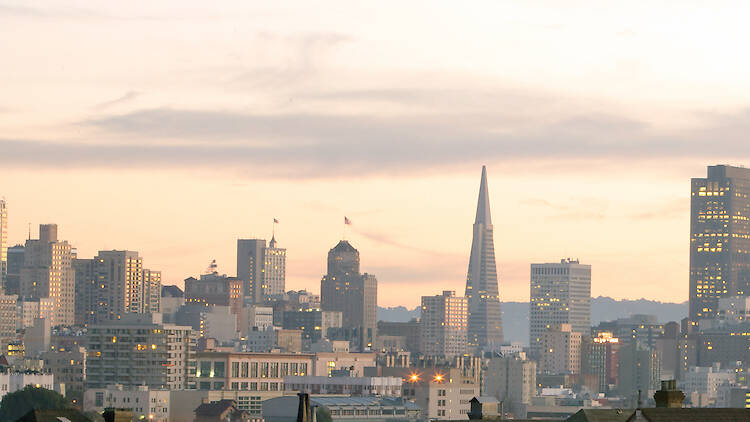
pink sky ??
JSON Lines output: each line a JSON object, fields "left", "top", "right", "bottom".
{"left": 3, "top": 1, "right": 750, "bottom": 306}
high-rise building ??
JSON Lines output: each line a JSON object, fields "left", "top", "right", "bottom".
{"left": 5, "top": 245, "right": 24, "bottom": 296}
{"left": 264, "top": 237, "right": 286, "bottom": 297}
{"left": 320, "top": 240, "right": 377, "bottom": 350}
{"left": 184, "top": 271, "right": 243, "bottom": 326}
{"left": 464, "top": 166, "right": 503, "bottom": 350}
{"left": 76, "top": 250, "right": 160, "bottom": 324}
{"left": 529, "top": 258, "right": 591, "bottom": 358}
{"left": 586, "top": 332, "right": 620, "bottom": 394}
{"left": 690, "top": 165, "right": 750, "bottom": 321}
{"left": 86, "top": 313, "right": 196, "bottom": 390}
{"left": 540, "top": 323, "right": 582, "bottom": 375}
{"left": 20, "top": 224, "right": 74, "bottom": 326}
{"left": 483, "top": 353, "right": 536, "bottom": 418}
{"left": 420, "top": 291, "right": 468, "bottom": 358}
{"left": 0, "top": 199, "right": 7, "bottom": 294}
{"left": 237, "top": 237, "right": 286, "bottom": 303}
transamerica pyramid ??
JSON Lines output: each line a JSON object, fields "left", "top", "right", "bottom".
{"left": 465, "top": 165, "right": 504, "bottom": 350}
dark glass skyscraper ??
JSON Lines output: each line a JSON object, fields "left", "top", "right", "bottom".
{"left": 465, "top": 166, "right": 504, "bottom": 350}
{"left": 689, "top": 165, "right": 750, "bottom": 321}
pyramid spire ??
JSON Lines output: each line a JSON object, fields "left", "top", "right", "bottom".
{"left": 475, "top": 165, "right": 492, "bottom": 225}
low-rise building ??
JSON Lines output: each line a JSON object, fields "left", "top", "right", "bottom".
{"left": 0, "top": 372, "right": 59, "bottom": 401}
{"left": 195, "top": 351, "right": 313, "bottom": 392}
{"left": 263, "top": 395, "right": 421, "bottom": 422}
{"left": 313, "top": 352, "right": 376, "bottom": 377}
{"left": 41, "top": 346, "right": 86, "bottom": 400}
{"left": 283, "top": 375, "right": 402, "bottom": 396}
{"left": 83, "top": 385, "right": 170, "bottom": 422}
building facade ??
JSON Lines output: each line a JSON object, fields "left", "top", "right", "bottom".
{"left": 0, "top": 199, "right": 6, "bottom": 294}
{"left": 20, "top": 224, "right": 74, "bottom": 326}
{"left": 540, "top": 324, "right": 582, "bottom": 375}
{"left": 237, "top": 237, "right": 287, "bottom": 304}
{"left": 464, "top": 166, "right": 503, "bottom": 350}
{"left": 320, "top": 240, "right": 377, "bottom": 350}
{"left": 195, "top": 351, "right": 313, "bottom": 392}
{"left": 483, "top": 353, "right": 536, "bottom": 418}
{"left": 690, "top": 165, "right": 750, "bottom": 321}
{"left": 86, "top": 313, "right": 196, "bottom": 390}
{"left": 530, "top": 259, "right": 591, "bottom": 358}
{"left": 5, "top": 245, "right": 24, "bottom": 296}
{"left": 420, "top": 291, "right": 468, "bottom": 358}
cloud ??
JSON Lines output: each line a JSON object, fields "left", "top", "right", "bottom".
{"left": 93, "top": 91, "right": 140, "bottom": 110}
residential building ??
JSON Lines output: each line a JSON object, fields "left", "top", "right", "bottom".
{"left": 420, "top": 291, "right": 468, "bottom": 358}
{"left": 697, "top": 322, "right": 750, "bottom": 367}
{"left": 401, "top": 365, "right": 480, "bottom": 420}
{"left": 483, "top": 353, "right": 536, "bottom": 418}
{"left": 194, "top": 351, "right": 313, "bottom": 392}
{"left": 78, "top": 250, "right": 161, "bottom": 324}
{"left": 16, "top": 297, "right": 54, "bottom": 330}
{"left": 24, "top": 317, "right": 51, "bottom": 357}
{"left": 681, "top": 365, "right": 736, "bottom": 406}
{"left": 5, "top": 245, "right": 24, "bottom": 296}
{"left": 540, "top": 324, "right": 582, "bottom": 375}
{"left": 83, "top": 385, "right": 170, "bottom": 422}
{"left": 241, "top": 305, "right": 274, "bottom": 337}
{"left": 19, "top": 224, "right": 74, "bottom": 326}
{"left": 530, "top": 259, "right": 591, "bottom": 358}
{"left": 282, "top": 308, "right": 343, "bottom": 343}
{"left": 283, "top": 375, "right": 402, "bottom": 396}
{"left": 0, "top": 372, "right": 58, "bottom": 402}
{"left": 320, "top": 240, "right": 377, "bottom": 350}
{"left": 464, "top": 166, "right": 503, "bottom": 350}
{"left": 0, "top": 295, "right": 17, "bottom": 340}
{"left": 72, "top": 258, "right": 95, "bottom": 326}
{"left": 690, "top": 165, "right": 750, "bottom": 321}
{"left": 41, "top": 346, "right": 86, "bottom": 399}
{"left": 86, "top": 313, "right": 196, "bottom": 390}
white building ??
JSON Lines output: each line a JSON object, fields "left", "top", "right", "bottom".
{"left": 283, "top": 376, "right": 402, "bottom": 397}
{"left": 241, "top": 305, "right": 274, "bottom": 336}
{"left": 420, "top": 291, "right": 468, "bottom": 358}
{"left": 0, "top": 372, "right": 58, "bottom": 401}
{"left": 84, "top": 385, "right": 170, "bottom": 422}
{"left": 530, "top": 259, "right": 591, "bottom": 358}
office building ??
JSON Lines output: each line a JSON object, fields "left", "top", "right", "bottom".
{"left": 184, "top": 270, "right": 242, "bottom": 325}
{"left": 690, "top": 165, "right": 750, "bottom": 321}
{"left": 194, "top": 351, "right": 313, "bottom": 391}
{"left": 593, "top": 314, "right": 664, "bottom": 351}
{"left": 0, "top": 200, "right": 6, "bottom": 294}
{"left": 586, "top": 332, "right": 620, "bottom": 394}
{"left": 86, "top": 313, "right": 196, "bottom": 390}
{"left": 420, "top": 291, "right": 468, "bottom": 358}
{"left": 540, "top": 324, "right": 582, "bottom": 375}
{"left": 617, "top": 343, "right": 661, "bottom": 401}
{"left": 16, "top": 297, "right": 54, "bottom": 330}
{"left": 237, "top": 237, "right": 286, "bottom": 304}
{"left": 72, "top": 258, "right": 95, "bottom": 326}
{"left": 681, "top": 365, "right": 736, "bottom": 406}
{"left": 282, "top": 308, "right": 343, "bottom": 343}
{"left": 241, "top": 305, "right": 274, "bottom": 337}
{"left": 483, "top": 353, "right": 536, "bottom": 418}
{"left": 20, "top": 224, "right": 74, "bottom": 326}
{"left": 5, "top": 245, "right": 24, "bottom": 296}
{"left": 401, "top": 365, "right": 480, "bottom": 420}
{"left": 283, "top": 375, "right": 402, "bottom": 396}
{"left": 320, "top": 240, "right": 377, "bottom": 350}
{"left": 530, "top": 259, "right": 591, "bottom": 358}
{"left": 465, "top": 166, "right": 503, "bottom": 350}
{"left": 378, "top": 321, "right": 420, "bottom": 353}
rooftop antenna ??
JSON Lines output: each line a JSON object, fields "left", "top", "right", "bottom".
{"left": 28, "top": 222, "right": 31, "bottom": 240}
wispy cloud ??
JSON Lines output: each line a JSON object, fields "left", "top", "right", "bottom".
{"left": 93, "top": 91, "right": 141, "bottom": 110}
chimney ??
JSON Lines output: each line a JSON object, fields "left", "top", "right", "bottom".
{"left": 297, "top": 392, "right": 311, "bottom": 422}
{"left": 654, "top": 380, "right": 685, "bottom": 408}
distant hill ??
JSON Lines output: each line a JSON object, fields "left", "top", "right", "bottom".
{"left": 378, "top": 296, "right": 688, "bottom": 346}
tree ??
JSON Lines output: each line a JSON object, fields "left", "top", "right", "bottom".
{"left": 0, "top": 385, "right": 70, "bottom": 422}
{"left": 315, "top": 406, "right": 332, "bottom": 422}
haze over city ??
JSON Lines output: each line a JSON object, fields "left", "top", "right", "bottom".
{"left": 5, "top": 1, "right": 750, "bottom": 307}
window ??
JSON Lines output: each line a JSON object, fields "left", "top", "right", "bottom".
{"left": 270, "top": 362, "right": 279, "bottom": 378}
{"left": 214, "top": 361, "right": 225, "bottom": 378}
{"left": 199, "top": 361, "right": 211, "bottom": 378}
{"left": 241, "top": 362, "right": 248, "bottom": 378}
{"left": 281, "top": 363, "right": 289, "bottom": 377}
{"left": 300, "top": 363, "right": 307, "bottom": 376}
{"left": 269, "top": 382, "right": 279, "bottom": 391}
{"left": 291, "top": 363, "right": 298, "bottom": 375}
{"left": 241, "top": 382, "right": 248, "bottom": 390}
{"left": 199, "top": 382, "right": 211, "bottom": 390}
{"left": 261, "top": 362, "right": 269, "bottom": 378}
{"left": 214, "top": 382, "right": 225, "bottom": 390}
{"left": 232, "top": 362, "right": 239, "bottom": 377}
{"left": 250, "top": 382, "right": 258, "bottom": 391}
{"left": 232, "top": 382, "right": 239, "bottom": 390}
{"left": 251, "top": 362, "right": 258, "bottom": 378}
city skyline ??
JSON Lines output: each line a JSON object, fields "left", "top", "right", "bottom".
{"left": 6, "top": 2, "right": 750, "bottom": 307}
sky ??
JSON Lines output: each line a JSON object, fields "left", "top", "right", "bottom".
{"left": 3, "top": 1, "right": 750, "bottom": 307}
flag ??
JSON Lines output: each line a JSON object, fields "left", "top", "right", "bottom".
{"left": 273, "top": 218, "right": 279, "bottom": 223}
{"left": 344, "top": 216, "right": 351, "bottom": 225}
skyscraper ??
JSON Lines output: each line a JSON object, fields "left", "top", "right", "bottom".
{"left": 464, "top": 166, "right": 503, "bottom": 350}
{"left": 529, "top": 258, "right": 591, "bottom": 358}
{"left": 320, "top": 240, "right": 377, "bottom": 350}
{"left": 420, "top": 290, "right": 468, "bottom": 358}
{"left": 689, "top": 165, "right": 750, "bottom": 321}
{"left": 75, "top": 250, "right": 161, "bottom": 324}
{"left": 0, "top": 199, "right": 7, "bottom": 294}
{"left": 6, "top": 245, "right": 23, "bottom": 296}
{"left": 19, "top": 224, "right": 75, "bottom": 326}
{"left": 237, "top": 237, "right": 286, "bottom": 303}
